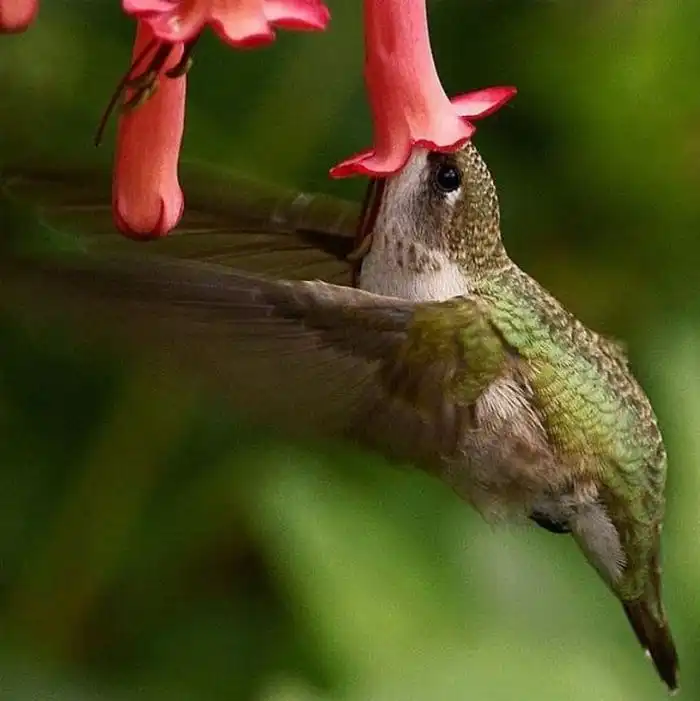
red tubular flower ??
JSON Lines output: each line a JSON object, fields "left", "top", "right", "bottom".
{"left": 0, "top": 0, "right": 38, "bottom": 33}
{"left": 330, "top": 0, "right": 517, "bottom": 178}
{"left": 111, "top": 0, "right": 328, "bottom": 236}
{"left": 122, "top": 0, "right": 330, "bottom": 48}
{"left": 112, "top": 23, "right": 185, "bottom": 239}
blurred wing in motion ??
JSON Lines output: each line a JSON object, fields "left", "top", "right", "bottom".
{"left": 0, "top": 171, "right": 512, "bottom": 468}
{"left": 0, "top": 245, "right": 509, "bottom": 465}
{"left": 0, "top": 249, "right": 411, "bottom": 440}
{"left": 0, "top": 161, "right": 359, "bottom": 284}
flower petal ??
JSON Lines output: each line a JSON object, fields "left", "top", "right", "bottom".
{"left": 0, "top": 0, "right": 38, "bottom": 33}
{"left": 451, "top": 86, "right": 518, "bottom": 120}
{"left": 148, "top": 4, "right": 209, "bottom": 43}
{"left": 330, "top": 136, "right": 462, "bottom": 179}
{"left": 264, "top": 0, "right": 331, "bottom": 31}
{"left": 210, "top": 2, "right": 276, "bottom": 48}
{"left": 124, "top": 0, "right": 330, "bottom": 46}
{"left": 122, "top": 0, "right": 173, "bottom": 15}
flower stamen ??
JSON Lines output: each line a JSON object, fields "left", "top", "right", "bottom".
{"left": 165, "top": 35, "right": 200, "bottom": 78}
{"left": 94, "top": 39, "right": 182, "bottom": 146}
{"left": 122, "top": 75, "right": 160, "bottom": 111}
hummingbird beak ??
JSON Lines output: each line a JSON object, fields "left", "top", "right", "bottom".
{"left": 349, "top": 177, "right": 386, "bottom": 286}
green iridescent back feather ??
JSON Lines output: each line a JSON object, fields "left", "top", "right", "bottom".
{"left": 476, "top": 264, "right": 667, "bottom": 602}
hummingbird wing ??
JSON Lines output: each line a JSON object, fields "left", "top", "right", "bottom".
{"left": 0, "top": 162, "right": 358, "bottom": 284}
{"left": 0, "top": 245, "right": 515, "bottom": 455}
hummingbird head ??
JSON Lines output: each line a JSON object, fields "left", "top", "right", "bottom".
{"left": 357, "top": 142, "right": 509, "bottom": 278}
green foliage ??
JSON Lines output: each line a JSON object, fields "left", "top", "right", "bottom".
{"left": 0, "top": 1, "right": 698, "bottom": 699}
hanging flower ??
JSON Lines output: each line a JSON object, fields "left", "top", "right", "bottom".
{"left": 0, "top": 0, "right": 38, "bottom": 33}
{"left": 112, "top": 23, "right": 186, "bottom": 238}
{"left": 122, "top": 0, "right": 330, "bottom": 48}
{"left": 108, "top": 0, "right": 330, "bottom": 236}
{"left": 330, "top": 0, "right": 516, "bottom": 178}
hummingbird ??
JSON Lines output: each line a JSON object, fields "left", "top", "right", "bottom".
{"left": 0, "top": 142, "right": 678, "bottom": 691}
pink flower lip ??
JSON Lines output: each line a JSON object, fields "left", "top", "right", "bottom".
{"left": 113, "top": 193, "right": 185, "bottom": 240}
{"left": 0, "top": 0, "right": 38, "bottom": 33}
{"left": 330, "top": 0, "right": 516, "bottom": 179}
{"left": 122, "top": 0, "right": 330, "bottom": 47}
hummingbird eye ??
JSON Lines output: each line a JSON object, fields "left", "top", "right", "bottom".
{"left": 433, "top": 162, "right": 462, "bottom": 194}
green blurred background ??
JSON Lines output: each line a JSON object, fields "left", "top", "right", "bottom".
{"left": 1, "top": 0, "right": 699, "bottom": 699}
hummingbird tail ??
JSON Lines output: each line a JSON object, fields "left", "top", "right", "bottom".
{"left": 623, "top": 598, "right": 679, "bottom": 693}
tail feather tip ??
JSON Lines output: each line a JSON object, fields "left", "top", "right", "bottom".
{"left": 623, "top": 599, "right": 679, "bottom": 693}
